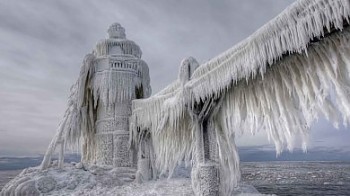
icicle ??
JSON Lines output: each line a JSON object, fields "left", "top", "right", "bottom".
{"left": 185, "top": 0, "right": 350, "bottom": 103}
{"left": 131, "top": 24, "right": 350, "bottom": 194}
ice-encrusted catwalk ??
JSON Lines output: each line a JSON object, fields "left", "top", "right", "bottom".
{"left": 131, "top": 0, "right": 350, "bottom": 194}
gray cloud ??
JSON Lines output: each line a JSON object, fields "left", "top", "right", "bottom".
{"left": 2, "top": 0, "right": 349, "bottom": 157}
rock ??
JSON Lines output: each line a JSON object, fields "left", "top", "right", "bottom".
{"left": 36, "top": 176, "right": 56, "bottom": 193}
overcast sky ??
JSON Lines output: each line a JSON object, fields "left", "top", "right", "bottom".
{"left": 0, "top": 0, "right": 349, "bottom": 157}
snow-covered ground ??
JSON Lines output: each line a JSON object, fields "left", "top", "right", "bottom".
{"left": 0, "top": 162, "right": 265, "bottom": 196}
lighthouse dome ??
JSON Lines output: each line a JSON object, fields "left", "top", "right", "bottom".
{"left": 95, "top": 23, "right": 142, "bottom": 58}
{"left": 108, "top": 23, "right": 126, "bottom": 39}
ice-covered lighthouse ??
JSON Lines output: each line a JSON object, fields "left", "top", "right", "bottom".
{"left": 40, "top": 23, "right": 151, "bottom": 170}
{"left": 92, "top": 23, "right": 151, "bottom": 166}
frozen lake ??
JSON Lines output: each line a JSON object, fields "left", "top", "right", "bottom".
{"left": 242, "top": 162, "right": 350, "bottom": 196}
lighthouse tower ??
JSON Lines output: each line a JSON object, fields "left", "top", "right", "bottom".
{"left": 93, "top": 23, "right": 151, "bottom": 167}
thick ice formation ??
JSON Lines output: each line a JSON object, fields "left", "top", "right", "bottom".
{"left": 131, "top": 0, "right": 350, "bottom": 195}
{"left": 0, "top": 163, "right": 267, "bottom": 196}
{"left": 41, "top": 23, "right": 151, "bottom": 170}
{"left": 2, "top": 0, "right": 350, "bottom": 195}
